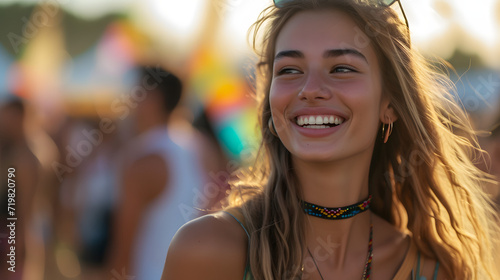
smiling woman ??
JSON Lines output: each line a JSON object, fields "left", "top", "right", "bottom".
{"left": 161, "top": 1, "right": 500, "bottom": 279}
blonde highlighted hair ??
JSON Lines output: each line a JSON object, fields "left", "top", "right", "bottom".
{"left": 228, "top": 0, "right": 500, "bottom": 279}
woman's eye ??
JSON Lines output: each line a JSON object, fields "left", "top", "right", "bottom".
{"left": 331, "top": 66, "right": 356, "bottom": 73}
{"left": 277, "top": 68, "right": 301, "bottom": 75}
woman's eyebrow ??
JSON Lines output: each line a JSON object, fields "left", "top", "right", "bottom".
{"left": 324, "top": 49, "right": 367, "bottom": 63}
{"left": 274, "top": 50, "right": 303, "bottom": 61}
{"left": 274, "top": 49, "right": 367, "bottom": 63}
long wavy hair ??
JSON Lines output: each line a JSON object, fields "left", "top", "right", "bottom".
{"left": 228, "top": 0, "right": 500, "bottom": 279}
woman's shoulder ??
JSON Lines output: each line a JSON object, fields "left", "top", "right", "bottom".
{"left": 161, "top": 209, "right": 249, "bottom": 280}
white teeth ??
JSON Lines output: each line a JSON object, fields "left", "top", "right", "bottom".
{"left": 295, "top": 115, "right": 345, "bottom": 127}
{"left": 297, "top": 118, "right": 304, "bottom": 126}
{"left": 304, "top": 125, "right": 326, "bottom": 129}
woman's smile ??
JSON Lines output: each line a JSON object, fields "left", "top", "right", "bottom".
{"left": 285, "top": 107, "right": 349, "bottom": 138}
{"left": 294, "top": 115, "right": 345, "bottom": 128}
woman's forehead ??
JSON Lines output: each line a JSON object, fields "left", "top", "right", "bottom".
{"left": 275, "top": 10, "right": 375, "bottom": 60}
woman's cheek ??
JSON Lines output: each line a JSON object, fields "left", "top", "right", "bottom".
{"left": 270, "top": 83, "right": 295, "bottom": 135}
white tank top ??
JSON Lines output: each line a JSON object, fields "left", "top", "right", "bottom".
{"left": 128, "top": 126, "right": 204, "bottom": 279}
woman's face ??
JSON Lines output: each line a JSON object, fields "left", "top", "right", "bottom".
{"left": 270, "top": 9, "right": 392, "bottom": 163}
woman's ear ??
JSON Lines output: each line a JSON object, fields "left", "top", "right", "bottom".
{"left": 379, "top": 101, "right": 398, "bottom": 124}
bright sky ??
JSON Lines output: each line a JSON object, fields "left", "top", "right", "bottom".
{"left": 1, "top": 0, "right": 499, "bottom": 66}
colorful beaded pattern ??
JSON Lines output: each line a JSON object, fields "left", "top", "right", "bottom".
{"left": 301, "top": 195, "right": 372, "bottom": 220}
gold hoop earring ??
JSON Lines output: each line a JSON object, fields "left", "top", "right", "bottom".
{"left": 268, "top": 118, "right": 278, "bottom": 137}
{"left": 382, "top": 121, "right": 393, "bottom": 143}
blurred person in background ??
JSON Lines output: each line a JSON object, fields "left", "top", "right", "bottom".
{"left": 190, "top": 109, "right": 233, "bottom": 210}
{"left": 42, "top": 116, "right": 83, "bottom": 280}
{"left": 489, "top": 113, "right": 500, "bottom": 276}
{"left": 474, "top": 94, "right": 500, "bottom": 206}
{"left": 0, "top": 95, "right": 41, "bottom": 280}
{"left": 489, "top": 119, "right": 500, "bottom": 196}
{"left": 54, "top": 116, "right": 122, "bottom": 280}
{"left": 485, "top": 109, "right": 500, "bottom": 206}
{"left": 460, "top": 76, "right": 500, "bottom": 277}
{"left": 481, "top": 102, "right": 500, "bottom": 277}
{"left": 107, "top": 66, "right": 205, "bottom": 279}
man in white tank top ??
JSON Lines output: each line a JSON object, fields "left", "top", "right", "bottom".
{"left": 107, "top": 66, "right": 204, "bottom": 280}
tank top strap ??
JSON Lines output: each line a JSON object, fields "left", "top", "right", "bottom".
{"left": 224, "top": 208, "right": 250, "bottom": 238}
{"left": 393, "top": 240, "right": 419, "bottom": 279}
{"left": 415, "top": 251, "right": 440, "bottom": 280}
{"left": 223, "top": 208, "right": 252, "bottom": 280}
{"left": 433, "top": 261, "right": 439, "bottom": 280}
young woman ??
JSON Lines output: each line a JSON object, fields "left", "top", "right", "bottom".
{"left": 162, "top": 0, "right": 500, "bottom": 279}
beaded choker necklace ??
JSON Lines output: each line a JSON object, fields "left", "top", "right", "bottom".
{"left": 301, "top": 195, "right": 372, "bottom": 220}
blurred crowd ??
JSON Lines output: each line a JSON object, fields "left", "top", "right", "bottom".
{"left": 0, "top": 65, "right": 238, "bottom": 280}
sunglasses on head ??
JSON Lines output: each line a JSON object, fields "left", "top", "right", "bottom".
{"left": 273, "top": 0, "right": 410, "bottom": 43}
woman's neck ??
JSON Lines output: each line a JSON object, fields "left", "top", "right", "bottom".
{"left": 294, "top": 153, "right": 371, "bottom": 207}
{"left": 293, "top": 153, "right": 373, "bottom": 272}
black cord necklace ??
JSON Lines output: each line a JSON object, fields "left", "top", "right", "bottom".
{"left": 301, "top": 195, "right": 372, "bottom": 220}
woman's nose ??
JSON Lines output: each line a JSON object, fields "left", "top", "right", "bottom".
{"left": 297, "top": 73, "right": 332, "bottom": 101}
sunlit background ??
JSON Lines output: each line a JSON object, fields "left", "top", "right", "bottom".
{"left": 0, "top": 0, "right": 499, "bottom": 279}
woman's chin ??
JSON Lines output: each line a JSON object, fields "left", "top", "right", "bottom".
{"left": 291, "top": 149, "right": 342, "bottom": 163}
